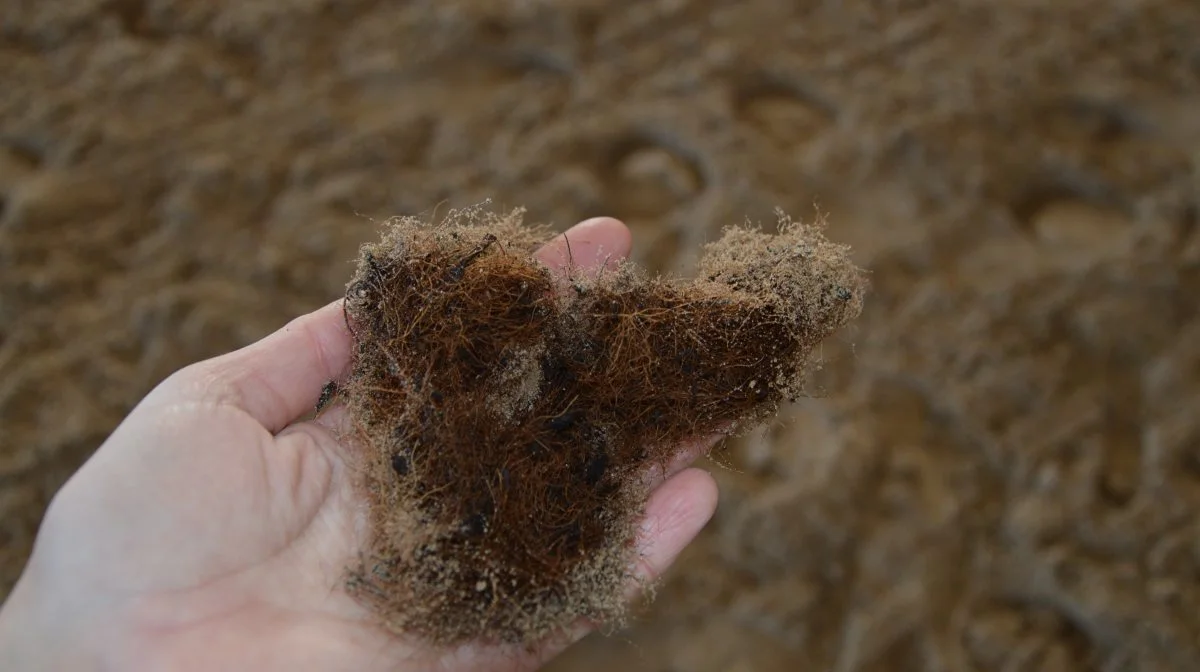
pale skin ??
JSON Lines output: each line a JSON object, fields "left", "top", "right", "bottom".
{"left": 0, "top": 217, "right": 720, "bottom": 672}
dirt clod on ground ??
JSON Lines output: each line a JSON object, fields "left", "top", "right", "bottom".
{"left": 340, "top": 206, "right": 863, "bottom": 645}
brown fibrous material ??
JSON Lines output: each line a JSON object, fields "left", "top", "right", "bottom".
{"left": 340, "top": 205, "right": 866, "bottom": 647}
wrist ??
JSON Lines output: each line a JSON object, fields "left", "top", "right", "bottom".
{"left": 0, "top": 573, "right": 57, "bottom": 669}
{"left": 0, "top": 568, "right": 118, "bottom": 671}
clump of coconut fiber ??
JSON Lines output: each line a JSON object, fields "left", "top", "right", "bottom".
{"left": 340, "top": 205, "right": 865, "bottom": 647}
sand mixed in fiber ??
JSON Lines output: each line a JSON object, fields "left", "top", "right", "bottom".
{"left": 338, "top": 205, "right": 865, "bottom": 646}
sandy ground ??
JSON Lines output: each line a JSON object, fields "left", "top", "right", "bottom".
{"left": 3, "top": 1, "right": 1199, "bottom": 669}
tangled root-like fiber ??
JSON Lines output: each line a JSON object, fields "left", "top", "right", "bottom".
{"left": 340, "top": 204, "right": 865, "bottom": 647}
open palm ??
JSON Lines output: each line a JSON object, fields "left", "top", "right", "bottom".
{"left": 0, "top": 217, "right": 718, "bottom": 672}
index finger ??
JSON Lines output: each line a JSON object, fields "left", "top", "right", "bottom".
{"left": 534, "top": 216, "right": 632, "bottom": 279}
{"left": 169, "top": 217, "right": 633, "bottom": 433}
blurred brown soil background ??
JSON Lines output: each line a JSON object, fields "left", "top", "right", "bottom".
{"left": 2, "top": 1, "right": 1199, "bottom": 670}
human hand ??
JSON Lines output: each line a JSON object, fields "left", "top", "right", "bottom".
{"left": 0, "top": 217, "right": 719, "bottom": 672}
